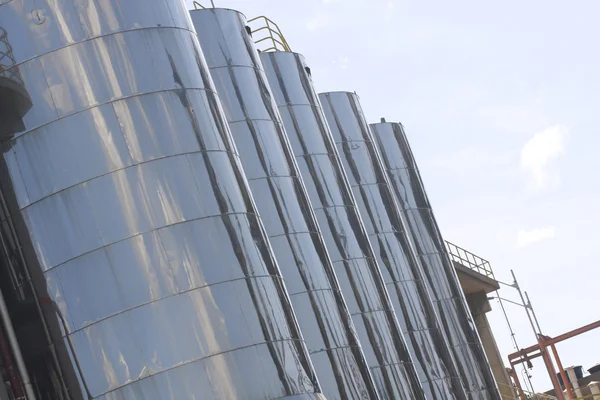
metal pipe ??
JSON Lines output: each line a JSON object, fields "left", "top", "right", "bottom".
{"left": 0, "top": 317, "right": 25, "bottom": 400}
{"left": 508, "top": 366, "right": 527, "bottom": 400}
{"left": 511, "top": 271, "right": 564, "bottom": 398}
{"left": 0, "top": 190, "right": 70, "bottom": 400}
{"left": 260, "top": 51, "right": 426, "bottom": 400}
{"left": 370, "top": 121, "right": 501, "bottom": 399}
{"left": 191, "top": 9, "right": 377, "bottom": 399}
{"left": 550, "top": 344, "right": 573, "bottom": 400}
{"left": 0, "top": 288, "right": 35, "bottom": 400}
{"left": 542, "top": 349, "right": 565, "bottom": 400}
{"left": 319, "top": 91, "right": 468, "bottom": 399}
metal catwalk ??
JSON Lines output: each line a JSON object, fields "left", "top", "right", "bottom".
{"left": 260, "top": 51, "right": 426, "bottom": 400}
{"left": 0, "top": 0, "right": 323, "bottom": 398}
{"left": 191, "top": 8, "right": 377, "bottom": 400}
{"left": 320, "top": 92, "right": 468, "bottom": 400}
{"left": 371, "top": 121, "right": 501, "bottom": 399}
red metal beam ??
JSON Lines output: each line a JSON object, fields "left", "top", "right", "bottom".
{"left": 508, "top": 319, "right": 600, "bottom": 361}
{"left": 543, "top": 319, "right": 600, "bottom": 346}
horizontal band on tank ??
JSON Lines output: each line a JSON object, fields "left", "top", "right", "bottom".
{"left": 10, "top": 28, "right": 214, "bottom": 136}
{"left": 432, "top": 294, "right": 471, "bottom": 304}
{"left": 57, "top": 274, "right": 287, "bottom": 336}
{"left": 384, "top": 278, "right": 429, "bottom": 286}
{"left": 350, "top": 181, "right": 401, "bottom": 190}
{"left": 11, "top": 87, "right": 219, "bottom": 142}
{"left": 16, "top": 148, "right": 239, "bottom": 210}
{"left": 334, "top": 139, "right": 376, "bottom": 145}
{"left": 386, "top": 166, "right": 421, "bottom": 172}
{"left": 294, "top": 152, "right": 338, "bottom": 158}
{"left": 349, "top": 308, "right": 393, "bottom": 316}
{"left": 1, "top": 26, "right": 198, "bottom": 71}
{"left": 366, "top": 230, "right": 411, "bottom": 238}
{"left": 247, "top": 175, "right": 298, "bottom": 182}
{"left": 264, "top": 231, "right": 322, "bottom": 239}
{"left": 332, "top": 256, "right": 378, "bottom": 264}
{"left": 309, "top": 345, "right": 365, "bottom": 356}
{"left": 226, "top": 117, "right": 288, "bottom": 125}
{"left": 287, "top": 287, "right": 342, "bottom": 297}
{"left": 312, "top": 203, "right": 363, "bottom": 212}
{"left": 94, "top": 338, "right": 308, "bottom": 398}
{"left": 207, "top": 64, "right": 266, "bottom": 73}
{"left": 39, "top": 210, "right": 260, "bottom": 274}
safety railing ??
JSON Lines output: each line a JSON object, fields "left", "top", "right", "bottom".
{"left": 0, "top": 27, "right": 22, "bottom": 84}
{"left": 446, "top": 240, "right": 495, "bottom": 279}
{"left": 247, "top": 16, "right": 291, "bottom": 52}
{"left": 192, "top": 0, "right": 215, "bottom": 9}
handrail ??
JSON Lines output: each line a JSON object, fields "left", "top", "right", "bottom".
{"left": 192, "top": 0, "right": 215, "bottom": 9}
{"left": 446, "top": 240, "right": 495, "bottom": 279}
{"left": 247, "top": 15, "right": 291, "bottom": 52}
{"left": 0, "top": 27, "right": 23, "bottom": 84}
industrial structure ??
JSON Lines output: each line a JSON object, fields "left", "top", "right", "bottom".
{"left": 0, "top": 0, "right": 594, "bottom": 399}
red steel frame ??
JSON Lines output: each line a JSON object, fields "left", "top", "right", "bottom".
{"left": 507, "top": 319, "right": 600, "bottom": 400}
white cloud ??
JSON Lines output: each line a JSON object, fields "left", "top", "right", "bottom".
{"left": 516, "top": 227, "right": 556, "bottom": 248}
{"left": 520, "top": 125, "right": 567, "bottom": 190}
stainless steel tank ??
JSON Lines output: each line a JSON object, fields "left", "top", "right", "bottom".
{"left": 320, "top": 92, "right": 468, "bottom": 400}
{"left": 191, "top": 9, "right": 378, "bottom": 400}
{"left": 370, "top": 121, "right": 501, "bottom": 399}
{"left": 0, "top": 0, "right": 324, "bottom": 398}
{"left": 260, "top": 51, "right": 425, "bottom": 400}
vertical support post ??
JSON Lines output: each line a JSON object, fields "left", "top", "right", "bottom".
{"left": 511, "top": 270, "right": 565, "bottom": 399}
{"left": 540, "top": 345, "right": 564, "bottom": 400}
{"left": 549, "top": 343, "right": 574, "bottom": 400}
{"left": 508, "top": 365, "right": 527, "bottom": 400}
{"left": 0, "top": 287, "right": 36, "bottom": 399}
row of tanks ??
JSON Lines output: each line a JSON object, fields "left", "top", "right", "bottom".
{"left": 0, "top": 0, "right": 500, "bottom": 399}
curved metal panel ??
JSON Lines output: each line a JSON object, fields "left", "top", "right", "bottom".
{"left": 0, "top": 0, "right": 324, "bottom": 398}
{"left": 191, "top": 9, "right": 377, "bottom": 400}
{"left": 319, "top": 92, "right": 469, "bottom": 400}
{"left": 371, "top": 122, "right": 501, "bottom": 399}
{"left": 261, "top": 51, "right": 426, "bottom": 400}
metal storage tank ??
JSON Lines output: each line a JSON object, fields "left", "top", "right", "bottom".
{"left": 260, "top": 51, "right": 425, "bottom": 400}
{"left": 0, "top": 0, "right": 325, "bottom": 399}
{"left": 320, "top": 92, "right": 468, "bottom": 400}
{"left": 371, "top": 121, "right": 501, "bottom": 399}
{"left": 191, "top": 9, "right": 378, "bottom": 400}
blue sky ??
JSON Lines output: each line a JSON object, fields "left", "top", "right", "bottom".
{"left": 187, "top": 0, "right": 600, "bottom": 392}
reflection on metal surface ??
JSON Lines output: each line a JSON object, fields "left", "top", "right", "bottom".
{"left": 0, "top": 0, "right": 324, "bottom": 398}
{"left": 192, "top": 9, "right": 377, "bottom": 400}
{"left": 261, "top": 51, "right": 426, "bottom": 400}
{"left": 371, "top": 122, "right": 501, "bottom": 399}
{"left": 320, "top": 91, "right": 469, "bottom": 400}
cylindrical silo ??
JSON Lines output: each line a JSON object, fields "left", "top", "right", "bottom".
{"left": 320, "top": 92, "right": 468, "bottom": 400}
{"left": 260, "top": 51, "right": 425, "bottom": 400}
{"left": 191, "top": 9, "right": 378, "bottom": 400}
{"left": 371, "top": 121, "right": 501, "bottom": 399}
{"left": 0, "top": 0, "right": 324, "bottom": 399}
